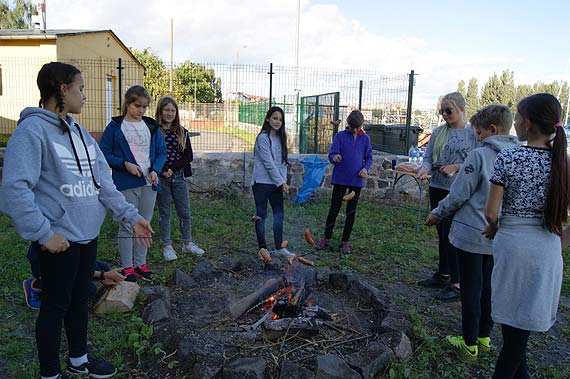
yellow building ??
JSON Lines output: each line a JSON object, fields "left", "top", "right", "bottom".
{"left": 0, "top": 29, "right": 144, "bottom": 139}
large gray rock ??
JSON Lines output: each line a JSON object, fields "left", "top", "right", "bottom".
{"left": 217, "top": 256, "right": 243, "bottom": 272}
{"left": 328, "top": 272, "right": 349, "bottom": 291}
{"left": 191, "top": 260, "right": 222, "bottom": 282}
{"left": 279, "top": 360, "right": 314, "bottom": 379}
{"left": 175, "top": 268, "right": 198, "bottom": 289}
{"left": 142, "top": 298, "right": 171, "bottom": 324}
{"left": 345, "top": 342, "right": 394, "bottom": 378}
{"left": 223, "top": 357, "right": 266, "bottom": 379}
{"left": 378, "top": 331, "right": 413, "bottom": 360}
{"left": 192, "top": 363, "right": 221, "bottom": 379}
{"left": 348, "top": 278, "right": 390, "bottom": 318}
{"left": 315, "top": 354, "right": 360, "bottom": 379}
{"left": 380, "top": 309, "right": 413, "bottom": 337}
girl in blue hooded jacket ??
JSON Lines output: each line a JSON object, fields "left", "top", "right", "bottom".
{"left": 99, "top": 85, "right": 166, "bottom": 282}
{"left": 315, "top": 110, "right": 373, "bottom": 255}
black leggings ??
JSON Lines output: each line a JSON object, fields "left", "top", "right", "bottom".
{"left": 324, "top": 185, "right": 361, "bottom": 242}
{"left": 429, "top": 186, "right": 459, "bottom": 283}
{"left": 36, "top": 239, "right": 97, "bottom": 377}
{"left": 492, "top": 324, "right": 531, "bottom": 379}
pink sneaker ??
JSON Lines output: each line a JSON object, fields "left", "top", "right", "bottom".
{"left": 315, "top": 238, "right": 330, "bottom": 251}
{"left": 121, "top": 267, "right": 139, "bottom": 282}
{"left": 134, "top": 264, "right": 153, "bottom": 281}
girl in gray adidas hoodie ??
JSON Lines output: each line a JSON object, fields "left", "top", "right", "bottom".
{"left": 0, "top": 62, "right": 153, "bottom": 379}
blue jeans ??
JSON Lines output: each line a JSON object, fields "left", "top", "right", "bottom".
{"left": 252, "top": 183, "right": 284, "bottom": 250}
{"left": 157, "top": 171, "right": 192, "bottom": 246}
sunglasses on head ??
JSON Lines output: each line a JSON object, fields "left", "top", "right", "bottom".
{"left": 440, "top": 108, "right": 453, "bottom": 115}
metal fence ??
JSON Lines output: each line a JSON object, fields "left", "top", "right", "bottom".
{"left": 0, "top": 57, "right": 414, "bottom": 152}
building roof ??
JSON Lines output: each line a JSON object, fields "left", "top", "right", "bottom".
{"left": 0, "top": 29, "right": 142, "bottom": 67}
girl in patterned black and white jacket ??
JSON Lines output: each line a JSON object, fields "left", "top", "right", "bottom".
{"left": 484, "top": 93, "right": 569, "bottom": 379}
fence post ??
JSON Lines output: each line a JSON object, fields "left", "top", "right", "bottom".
{"left": 405, "top": 70, "right": 415, "bottom": 152}
{"left": 358, "top": 80, "right": 363, "bottom": 110}
{"left": 268, "top": 63, "right": 274, "bottom": 108}
{"left": 117, "top": 58, "right": 123, "bottom": 111}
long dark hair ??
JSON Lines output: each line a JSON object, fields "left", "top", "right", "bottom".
{"left": 37, "top": 62, "right": 81, "bottom": 114}
{"left": 155, "top": 96, "right": 186, "bottom": 152}
{"left": 259, "top": 106, "right": 288, "bottom": 164}
{"left": 517, "top": 93, "right": 569, "bottom": 235}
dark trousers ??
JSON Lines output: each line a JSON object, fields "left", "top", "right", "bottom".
{"left": 36, "top": 239, "right": 97, "bottom": 376}
{"left": 252, "top": 183, "right": 284, "bottom": 249}
{"left": 429, "top": 187, "right": 459, "bottom": 283}
{"left": 457, "top": 248, "right": 493, "bottom": 345}
{"left": 492, "top": 324, "right": 531, "bottom": 379}
{"left": 324, "top": 185, "right": 361, "bottom": 242}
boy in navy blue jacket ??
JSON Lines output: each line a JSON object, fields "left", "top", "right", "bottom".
{"left": 315, "top": 110, "right": 373, "bottom": 255}
{"left": 425, "top": 104, "right": 519, "bottom": 359}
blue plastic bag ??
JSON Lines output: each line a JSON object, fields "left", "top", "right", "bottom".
{"left": 292, "top": 155, "right": 329, "bottom": 205}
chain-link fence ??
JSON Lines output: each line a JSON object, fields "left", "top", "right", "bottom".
{"left": 0, "top": 57, "right": 414, "bottom": 152}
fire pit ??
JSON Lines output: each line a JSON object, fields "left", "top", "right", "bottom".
{"left": 142, "top": 253, "right": 413, "bottom": 378}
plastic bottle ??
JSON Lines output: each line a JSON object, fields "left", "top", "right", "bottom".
{"left": 408, "top": 145, "right": 414, "bottom": 162}
{"left": 419, "top": 147, "right": 425, "bottom": 163}
{"left": 412, "top": 146, "right": 419, "bottom": 163}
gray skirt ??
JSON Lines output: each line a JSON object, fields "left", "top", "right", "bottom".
{"left": 491, "top": 215, "right": 563, "bottom": 332}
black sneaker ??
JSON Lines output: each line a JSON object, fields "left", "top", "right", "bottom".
{"left": 66, "top": 354, "right": 117, "bottom": 378}
{"left": 433, "top": 283, "right": 461, "bottom": 301}
{"left": 417, "top": 272, "right": 450, "bottom": 288}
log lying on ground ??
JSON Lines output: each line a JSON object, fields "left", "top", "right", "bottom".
{"left": 94, "top": 281, "right": 140, "bottom": 314}
{"left": 229, "top": 278, "right": 282, "bottom": 319}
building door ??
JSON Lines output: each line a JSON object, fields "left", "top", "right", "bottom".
{"left": 105, "top": 77, "right": 113, "bottom": 125}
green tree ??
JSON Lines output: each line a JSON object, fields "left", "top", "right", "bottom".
{"left": 173, "top": 61, "right": 223, "bottom": 103}
{"left": 465, "top": 77, "right": 479, "bottom": 119}
{"left": 480, "top": 70, "right": 515, "bottom": 110}
{"left": 514, "top": 84, "right": 533, "bottom": 105}
{"left": 0, "top": 0, "right": 36, "bottom": 29}
{"left": 457, "top": 80, "right": 466, "bottom": 96}
{"left": 131, "top": 48, "right": 170, "bottom": 100}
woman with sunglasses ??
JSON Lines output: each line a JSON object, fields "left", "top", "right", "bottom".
{"left": 416, "top": 92, "right": 478, "bottom": 301}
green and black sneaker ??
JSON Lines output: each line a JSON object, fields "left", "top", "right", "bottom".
{"left": 477, "top": 336, "right": 491, "bottom": 352}
{"left": 446, "top": 335, "right": 478, "bottom": 360}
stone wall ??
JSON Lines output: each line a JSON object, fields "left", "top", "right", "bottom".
{"left": 189, "top": 151, "right": 423, "bottom": 200}
{"left": 0, "top": 148, "right": 424, "bottom": 199}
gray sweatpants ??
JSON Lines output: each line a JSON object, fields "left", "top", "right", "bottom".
{"left": 119, "top": 185, "right": 157, "bottom": 268}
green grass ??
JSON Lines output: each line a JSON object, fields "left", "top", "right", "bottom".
{"left": 0, "top": 191, "right": 569, "bottom": 378}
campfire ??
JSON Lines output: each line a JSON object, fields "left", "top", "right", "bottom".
{"left": 144, "top": 253, "right": 413, "bottom": 378}
{"left": 230, "top": 261, "right": 331, "bottom": 340}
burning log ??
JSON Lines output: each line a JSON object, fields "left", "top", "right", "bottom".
{"left": 229, "top": 278, "right": 282, "bottom": 319}
{"left": 272, "top": 284, "right": 311, "bottom": 318}
{"left": 262, "top": 317, "right": 320, "bottom": 341}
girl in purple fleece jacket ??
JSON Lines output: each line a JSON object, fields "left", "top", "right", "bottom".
{"left": 315, "top": 110, "right": 373, "bottom": 254}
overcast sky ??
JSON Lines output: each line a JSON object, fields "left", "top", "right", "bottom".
{"left": 36, "top": 0, "right": 570, "bottom": 108}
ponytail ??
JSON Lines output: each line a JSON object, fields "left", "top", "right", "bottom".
{"left": 544, "top": 126, "right": 570, "bottom": 235}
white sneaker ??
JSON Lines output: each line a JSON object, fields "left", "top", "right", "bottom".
{"left": 275, "top": 248, "right": 296, "bottom": 258}
{"left": 163, "top": 245, "right": 178, "bottom": 261}
{"left": 182, "top": 242, "right": 205, "bottom": 255}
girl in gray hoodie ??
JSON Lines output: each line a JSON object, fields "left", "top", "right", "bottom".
{"left": 0, "top": 62, "right": 153, "bottom": 379}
